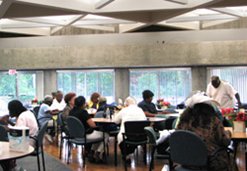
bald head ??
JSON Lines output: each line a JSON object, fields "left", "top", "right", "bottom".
{"left": 211, "top": 76, "right": 221, "bottom": 88}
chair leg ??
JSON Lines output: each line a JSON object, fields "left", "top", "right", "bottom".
{"left": 59, "top": 137, "right": 63, "bottom": 159}
{"left": 67, "top": 142, "right": 71, "bottom": 164}
{"left": 114, "top": 136, "right": 118, "bottom": 166}
{"left": 150, "top": 146, "right": 156, "bottom": 171}
{"left": 36, "top": 148, "right": 41, "bottom": 171}
{"left": 41, "top": 145, "right": 46, "bottom": 171}
{"left": 143, "top": 144, "right": 147, "bottom": 165}
{"left": 124, "top": 142, "right": 127, "bottom": 171}
{"left": 82, "top": 145, "right": 86, "bottom": 167}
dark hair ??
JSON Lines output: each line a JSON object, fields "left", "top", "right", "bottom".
{"left": 64, "top": 92, "right": 76, "bottom": 104}
{"left": 178, "top": 103, "right": 216, "bottom": 128}
{"left": 142, "top": 90, "right": 154, "bottom": 100}
{"left": 74, "top": 96, "right": 86, "bottom": 108}
{"left": 90, "top": 92, "right": 100, "bottom": 101}
{"left": 8, "top": 100, "right": 27, "bottom": 117}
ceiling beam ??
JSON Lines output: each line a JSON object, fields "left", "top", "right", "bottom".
{"left": 166, "top": 14, "right": 238, "bottom": 23}
{"left": 95, "top": 0, "right": 115, "bottom": 9}
{"left": 165, "top": 0, "right": 188, "bottom": 5}
{"left": 210, "top": 8, "right": 244, "bottom": 17}
{"left": 0, "top": 0, "right": 15, "bottom": 19}
{"left": 50, "top": 15, "right": 86, "bottom": 35}
{"left": 15, "top": 0, "right": 92, "bottom": 13}
{"left": 0, "top": 27, "right": 50, "bottom": 35}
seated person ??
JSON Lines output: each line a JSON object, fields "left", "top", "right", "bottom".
{"left": 114, "top": 96, "right": 146, "bottom": 160}
{"left": 138, "top": 90, "right": 167, "bottom": 117}
{"left": 38, "top": 95, "right": 59, "bottom": 127}
{"left": 38, "top": 95, "right": 59, "bottom": 142}
{"left": 88, "top": 92, "right": 100, "bottom": 109}
{"left": 69, "top": 96, "right": 109, "bottom": 163}
{"left": 156, "top": 93, "right": 228, "bottom": 155}
{"left": 97, "top": 96, "right": 107, "bottom": 112}
{"left": 50, "top": 90, "right": 66, "bottom": 111}
{"left": 177, "top": 100, "right": 238, "bottom": 171}
{"left": 62, "top": 92, "right": 76, "bottom": 122}
{"left": 0, "top": 100, "right": 38, "bottom": 171}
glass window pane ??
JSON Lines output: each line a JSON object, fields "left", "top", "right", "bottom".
{"left": 17, "top": 72, "right": 36, "bottom": 105}
{"left": 0, "top": 71, "right": 37, "bottom": 115}
{"left": 0, "top": 72, "right": 16, "bottom": 114}
{"left": 130, "top": 68, "right": 191, "bottom": 105}
{"left": 57, "top": 70, "right": 115, "bottom": 103}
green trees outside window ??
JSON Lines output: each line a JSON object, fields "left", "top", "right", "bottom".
{"left": 130, "top": 68, "right": 191, "bottom": 105}
{"left": 0, "top": 71, "right": 36, "bottom": 114}
{"left": 57, "top": 70, "right": 115, "bottom": 103}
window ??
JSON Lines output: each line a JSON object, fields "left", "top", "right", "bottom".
{"left": 130, "top": 68, "right": 191, "bottom": 105}
{"left": 0, "top": 71, "right": 36, "bottom": 114}
{"left": 208, "top": 67, "right": 247, "bottom": 103}
{"left": 57, "top": 70, "right": 115, "bottom": 103}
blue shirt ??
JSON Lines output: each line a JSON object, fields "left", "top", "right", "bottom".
{"left": 138, "top": 100, "right": 158, "bottom": 114}
{"left": 38, "top": 103, "right": 52, "bottom": 126}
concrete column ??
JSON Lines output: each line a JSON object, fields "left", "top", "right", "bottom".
{"left": 115, "top": 68, "right": 130, "bottom": 102}
{"left": 35, "top": 71, "right": 44, "bottom": 101}
{"left": 44, "top": 70, "right": 57, "bottom": 96}
{"left": 191, "top": 66, "right": 207, "bottom": 92}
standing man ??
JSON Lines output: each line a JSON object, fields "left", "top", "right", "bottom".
{"left": 206, "top": 76, "right": 242, "bottom": 108}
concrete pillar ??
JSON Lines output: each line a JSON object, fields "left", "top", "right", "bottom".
{"left": 44, "top": 70, "right": 57, "bottom": 96}
{"left": 35, "top": 71, "right": 44, "bottom": 101}
{"left": 115, "top": 68, "right": 130, "bottom": 102}
{"left": 191, "top": 66, "right": 207, "bottom": 92}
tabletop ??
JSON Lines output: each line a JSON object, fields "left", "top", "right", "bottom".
{"left": 92, "top": 117, "right": 165, "bottom": 123}
{"left": 225, "top": 127, "right": 247, "bottom": 140}
{"left": 0, "top": 142, "right": 34, "bottom": 161}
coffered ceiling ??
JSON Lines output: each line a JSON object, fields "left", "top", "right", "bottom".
{"left": 0, "top": 0, "right": 247, "bottom": 35}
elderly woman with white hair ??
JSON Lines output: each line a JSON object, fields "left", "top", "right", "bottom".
{"left": 114, "top": 96, "right": 147, "bottom": 161}
{"left": 38, "top": 95, "right": 59, "bottom": 142}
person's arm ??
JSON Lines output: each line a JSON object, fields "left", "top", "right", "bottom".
{"left": 87, "top": 118, "right": 97, "bottom": 128}
{"left": 144, "top": 111, "right": 156, "bottom": 117}
{"left": 235, "top": 93, "right": 242, "bottom": 108}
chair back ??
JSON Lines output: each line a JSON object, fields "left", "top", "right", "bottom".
{"left": 58, "top": 113, "right": 70, "bottom": 135}
{"left": 94, "top": 111, "right": 104, "bottom": 118}
{"left": 144, "top": 127, "right": 157, "bottom": 145}
{"left": 124, "top": 120, "right": 150, "bottom": 142}
{"left": 33, "top": 106, "right": 40, "bottom": 118}
{"left": 67, "top": 116, "right": 86, "bottom": 139}
{"left": 169, "top": 130, "right": 208, "bottom": 167}
{"left": 37, "top": 121, "right": 48, "bottom": 147}
{"left": 0, "top": 125, "right": 8, "bottom": 141}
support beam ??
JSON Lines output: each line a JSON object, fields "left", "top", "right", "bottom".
{"left": 50, "top": 15, "right": 86, "bottom": 35}
{"left": 95, "top": 0, "right": 115, "bottom": 9}
{"left": 165, "top": 0, "right": 188, "bottom": 5}
{"left": 0, "top": 0, "right": 15, "bottom": 19}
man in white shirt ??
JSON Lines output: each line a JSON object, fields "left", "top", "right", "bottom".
{"left": 50, "top": 90, "right": 66, "bottom": 111}
{"left": 114, "top": 96, "right": 146, "bottom": 160}
{"left": 206, "top": 76, "right": 242, "bottom": 108}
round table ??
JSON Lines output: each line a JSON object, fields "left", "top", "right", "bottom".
{"left": 0, "top": 142, "right": 34, "bottom": 161}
